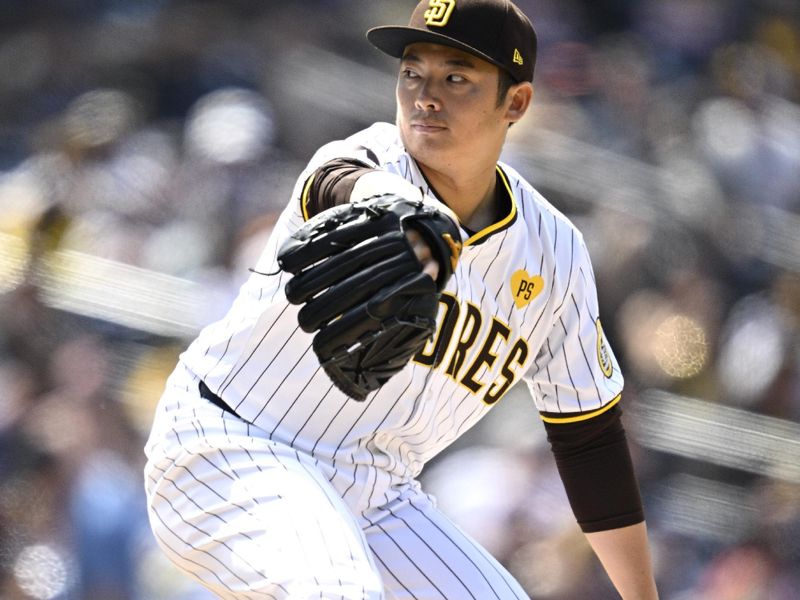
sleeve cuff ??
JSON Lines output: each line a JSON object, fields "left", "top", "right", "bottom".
{"left": 579, "top": 509, "right": 645, "bottom": 533}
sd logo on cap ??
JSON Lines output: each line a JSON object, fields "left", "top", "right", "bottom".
{"left": 424, "top": 0, "right": 456, "bottom": 27}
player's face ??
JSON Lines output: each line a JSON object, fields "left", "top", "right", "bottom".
{"left": 396, "top": 43, "right": 522, "bottom": 174}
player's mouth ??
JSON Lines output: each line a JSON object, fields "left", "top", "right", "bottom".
{"left": 410, "top": 121, "right": 447, "bottom": 133}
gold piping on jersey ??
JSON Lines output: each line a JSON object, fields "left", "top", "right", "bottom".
{"left": 442, "top": 233, "right": 462, "bottom": 272}
{"left": 300, "top": 173, "right": 316, "bottom": 222}
{"left": 463, "top": 166, "right": 517, "bottom": 246}
{"left": 539, "top": 393, "right": 622, "bottom": 424}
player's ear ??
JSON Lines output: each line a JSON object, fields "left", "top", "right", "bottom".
{"left": 505, "top": 82, "right": 533, "bottom": 124}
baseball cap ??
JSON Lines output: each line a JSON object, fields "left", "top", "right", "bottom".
{"left": 367, "top": 0, "right": 537, "bottom": 83}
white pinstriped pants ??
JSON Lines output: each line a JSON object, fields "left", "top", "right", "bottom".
{"left": 144, "top": 367, "right": 529, "bottom": 599}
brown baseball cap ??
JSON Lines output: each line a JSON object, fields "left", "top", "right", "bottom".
{"left": 367, "top": 0, "right": 537, "bottom": 83}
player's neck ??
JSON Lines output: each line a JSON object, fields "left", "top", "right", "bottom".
{"left": 416, "top": 162, "right": 500, "bottom": 232}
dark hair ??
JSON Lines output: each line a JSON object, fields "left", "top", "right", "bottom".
{"left": 496, "top": 68, "right": 516, "bottom": 107}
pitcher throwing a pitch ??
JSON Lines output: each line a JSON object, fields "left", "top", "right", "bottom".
{"left": 143, "top": 1, "right": 659, "bottom": 598}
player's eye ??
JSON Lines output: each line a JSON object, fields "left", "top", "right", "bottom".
{"left": 447, "top": 73, "right": 467, "bottom": 83}
{"left": 402, "top": 68, "right": 420, "bottom": 79}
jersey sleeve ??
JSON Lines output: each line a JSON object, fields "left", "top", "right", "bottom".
{"left": 268, "top": 125, "right": 421, "bottom": 271}
{"left": 292, "top": 140, "right": 381, "bottom": 220}
{"left": 300, "top": 157, "right": 375, "bottom": 220}
{"left": 526, "top": 237, "right": 624, "bottom": 423}
{"left": 250, "top": 125, "right": 407, "bottom": 288}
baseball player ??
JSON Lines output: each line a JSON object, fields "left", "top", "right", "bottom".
{"left": 144, "top": 1, "right": 659, "bottom": 598}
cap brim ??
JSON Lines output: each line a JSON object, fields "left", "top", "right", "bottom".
{"left": 367, "top": 26, "right": 508, "bottom": 74}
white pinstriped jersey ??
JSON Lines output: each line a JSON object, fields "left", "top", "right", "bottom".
{"left": 162, "top": 122, "right": 623, "bottom": 516}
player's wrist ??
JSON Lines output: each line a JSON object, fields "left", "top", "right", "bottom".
{"left": 350, "top": 170, "right": 462, "bottom": 228}
{"left": 350, "top": 170, "right": 422, "bottom": 203}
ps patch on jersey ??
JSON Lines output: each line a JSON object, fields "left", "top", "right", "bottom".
{"left": 596, "top": 318, "right": 614, "bottom": 378}
{"left": 510, "top": 269, "right": 544, "bottom": 308}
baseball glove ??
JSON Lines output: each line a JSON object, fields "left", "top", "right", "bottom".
{"left": 277, "top": 194, "right": 462, "bottom": 401}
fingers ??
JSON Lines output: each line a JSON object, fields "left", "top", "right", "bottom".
{"left": 406, "top": 229, "right": 439, "bottom": 282}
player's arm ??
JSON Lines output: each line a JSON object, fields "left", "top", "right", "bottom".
{"left": 301, "top": 157, "right": 435, "bottom": 220}
{"left": 543, "top": 406, "right": 658, "bottom": 599}
{"left": 533, "top": 231, "right": 657, "bottom": 598}
{"left": 300, "top": 157, "right": 460, "bottom": 281}
{"left": 584, "top": 522, "right": 658, "bottom": 600}
{"left": 300, "top": 157, "right": 374, "bottom": 220}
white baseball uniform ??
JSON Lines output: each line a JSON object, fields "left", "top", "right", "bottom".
{"left": 144, "top": 122, "right": 623, "bottom": 599}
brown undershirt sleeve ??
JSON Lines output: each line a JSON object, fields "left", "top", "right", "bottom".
{"left": 301, "top": 158, "right": 377, "bottom": 220}
{"left": 542, "top": 404, "right": 645, "bottom": 533}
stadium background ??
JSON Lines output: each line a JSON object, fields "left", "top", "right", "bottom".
{"left": 1, "top": 0, "right": 799, "bottom": 598}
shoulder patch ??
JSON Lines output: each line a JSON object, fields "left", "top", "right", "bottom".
{"left": 596, "top": 318, "right": 613, "bottom": 378}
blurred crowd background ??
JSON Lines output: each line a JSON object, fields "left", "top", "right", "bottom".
{"left": 1, "top": 0, "right": 799, "bottom": 598}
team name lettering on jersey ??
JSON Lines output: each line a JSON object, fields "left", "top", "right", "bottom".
{"left": 414, "top": 292, "right": 530, "bottom": 404}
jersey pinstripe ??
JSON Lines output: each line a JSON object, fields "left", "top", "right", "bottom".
{"left": 145, "top": 121, "right": 625, "bottom": 598}
{"left": 148, "top": 121, "right": 623, "bottom": 519}
{"left": 144, "top": 360, "right": 529, "bottom": 598}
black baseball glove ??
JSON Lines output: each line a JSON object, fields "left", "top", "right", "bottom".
{"left": 277, "top": 194, "right": 462, "bottom": 401}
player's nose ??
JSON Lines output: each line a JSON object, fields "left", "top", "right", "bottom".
{"left": 414, "top": 80, "right": 442, "bottom": 112}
